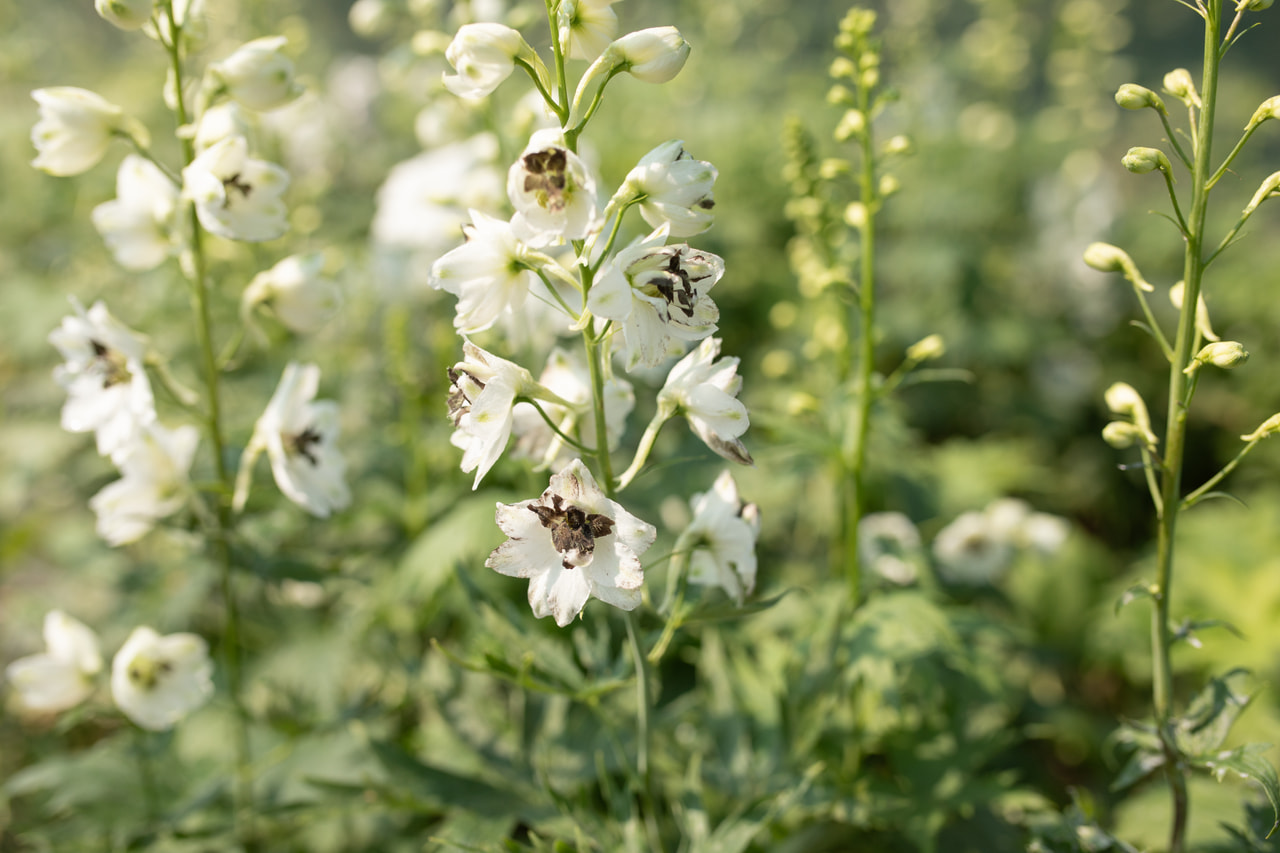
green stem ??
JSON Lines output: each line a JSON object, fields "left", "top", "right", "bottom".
{"left": 1181, "top": 438, "right": 1261, "bottom": 508}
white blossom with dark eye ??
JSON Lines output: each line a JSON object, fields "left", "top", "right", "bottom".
{"left": 111, "top": 626, "right": 213, "bottom": 731}
{"left": 683, "top": 470, "right": 759, "bottom": 605}
{"left": 448, "top": 341, "right": 538, "bottom": 489}
{"left": 486, "top": 459, "right": 655, "bottom": 626}
{"left": 507, "top": 128, "right": 600, "bottom": 244}
{"left": 619, "top": 139, "right": 717, "bottom": 238}
{"left": 182, "top": 135, "right": 289, "bottom": 242}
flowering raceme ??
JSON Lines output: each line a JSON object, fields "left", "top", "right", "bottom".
{"left": 486, "top": 459, "right": 656, "bottom": 626}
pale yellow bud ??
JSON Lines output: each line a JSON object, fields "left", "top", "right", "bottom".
{"left": 1083, "top": 243, "right": 1153, "bottom": 291}
{"left": 1187, "top": 341, "right": 1248, "bottom": 372}
{"left": 1242, "top": 413, "right": 1280, "bottom": 441}
{"left": 1102, "top": 421, "right": 1143, "bottom": 449}
{"left": 1247, "top": 95, "right": 1280, "bottom": 130}
{"left": 844, "top": 201, "right": 867, "bottom": 229}
{"left": 1244, "top": 171, "right": 1280, "bottom": 215}
{"left": 1163, "top": 68, "right": 1201, "bottom": 108}
{"left": 1115, "top": 84, "right": 1166, "bottom": 113}
{"left": 834, "top": 109, "right": 866, "bottom": 142}
{"left": 882, "top": 134, "right": 912, "bottom": 156}
{"left": 907, "top": 334, "right": 945, "bottom": 362}
{"left": 1122, "top": 146, "right": 1172, "bottom": 176}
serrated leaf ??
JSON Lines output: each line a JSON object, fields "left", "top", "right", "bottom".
{"left": 1195, "top": 743, "right": 1280, "bottom": 838}
{"left": 1176, "top": 668, "right": 1253, "bottom": 757}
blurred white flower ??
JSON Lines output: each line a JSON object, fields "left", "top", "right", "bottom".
{"left": 95, "top": 0, "right": 154, "bottom": 30}
{"left": 657, "top": 336, "right": 752, "bottom": 465}
{"left": 92, "top": 155, "right": 182, "bottom": 271}
{"left": 49, "top": 300, "right": 156, "bottom": 458}
{"left": 683, "top": 470, "right": 759, "bottom": 605}
{"left": 210, "top": 36, "right": 303, "bottom": 112}
{"left": 448, "top": 342, "right": 539, "bottom": 489}
{"left": 605, "top": 27, "right": 691, "bottom": 84}
{"left": 239, "top": 362, "right": 350, "bottom": 517}
{"left": 558, "top": 0, "right": 620, "bottom": 60}
{"left": 508, "top": 128, "right": 600, "bottom": 243}
{"left": 442, "top": 23, "right": 541, "bottom": 99}
{"left": 182, "top": 135, "right": 289, "bottom": 242}
{"left": 241, "top": 253, "right": 341, "bottom": 334}
{"left": 589, "top": 228, "right": 723, "bottom": 369}
{"left": 31, "top": 87, "right": 133, "bottom": 176}
{"left": 193, "top": 102, "right": 255, "bottom": 153}
{"left": 858, "top": 512, "right": 922, "bottom": 585}
{"left": 619, "top": 140, "right": 717, "bottom": 237}
{"left": 982, "top": 497, "right": 1070, "bottom": 556}
{"left": 5, "top": 611, "right": 102, "bottom": 713}
{"left": 487, "top": 459, "right": 655, "bottom": 626}
{"left": 932, "top": 510, "right": 1013, "bottom": 585}
{"left": 111, "top": 626, "right": 213, "bottom": 731}
{"left": 511, "top": 347, "right": 634, "bottom": 471}
{"left": 90, "top": 422, "right": 199, "bottom": 546}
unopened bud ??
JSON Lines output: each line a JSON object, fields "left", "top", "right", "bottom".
{"left": 1122, "top": 146, "right": 1173, "bottom": 176}
{"left": 1247, "top": 0, "right": 1274, "bottom": 9}
{"left": 829, "top": 57, "right": 856, "bottom": 79}
{"left": 1115, "top": 84, "right": 1166, "bottom": 113}
{"left": 96, "top": 0, "right": 153, "bottom": 30}
{"left": 907, "top": 334, "right": 945, "bottom": 362}
{"left": 1247, "top": 95, "right": 1280, "bottom": 130}
{"left": 879, "top": 174, "right": 900, "bottom": 197}
{"left": 844, "top": 201, "right": 867, "bottom": 229}
{"left": 1102, "top": 421, "right": 1143, "bottom": 449}
{"left": 1083, "top": 243, "right": 1153, "bottom": 291}
{"left": 827, "top": 84, "right": 855, "bottom": 106}
{"left": 1163, "top": 68, "right": 1201, "bottom": 108}
{"left": 834, "top": 109, "right": 866, "bottom": 142}
{"left": 1242, "top": 412, "right": 1280, "bottom": 441}
{"left": 1244, "top": 171, "right": 1280, "bottom": 215}
{"left": 1105, "top": 382, "right": 1158, "bottom": 446}
{"left": 883, "top": 134, "right": 912, "bottom": 156}
{"left": 608, "top": 27, "right": 691, "bottom": 83}
{"left": 1169, "top": 281, "right": 1219, "bottom": 342}
{"left": 1188, "top": 341, "right": 1249, "bottom": 372}
{"left": 819, "top": 158, "right": 850, "bottom": 180}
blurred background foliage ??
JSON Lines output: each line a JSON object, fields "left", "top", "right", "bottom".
{"left": 4, "top": 0, "right": 1280, "bottom": 850}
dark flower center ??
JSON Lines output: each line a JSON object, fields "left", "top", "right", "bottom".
{"left": 528, "top": 493, "right": 615, "bottom": 569}
{"left": 447, "top": 367, "right": 484, "bottom": 426}
{"left": 89, "top": 339, "right": 132, "bottom": 388}
{"left": 521, "top": 148, "right": 569, "bottom": 213}
{"left": 288, "top": 426, "right": 323, "bottom": 466}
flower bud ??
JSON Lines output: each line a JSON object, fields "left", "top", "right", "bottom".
{"left": 1242, "top": 413, "right": 1280, "bottom": 442}
{"left": 1102, "top": 421, "right": 1143, "bottom": 449}
{"left": 442, "top": 23, "right": 541, "bottom": 99}
{"left": 829, "top": 57, "right": 856, "bottom": 79}
{"left": 879, "top": 173, "right": 900, "bottom": 197}
{"left": 907, "top": 334, "right": 945, "bottom": 362}
{"left": 1169, "top": 281, "right": 1219, "bottom": 342}
{"left": 844, "top": 201, "right": 867, "bottom": 229}
{"left": 827, "top": 84, "right": 855, "bottom": 106}
{"left": 1115, "top": 84, "right": 1166, "bottom": 113}
{"left": 1247, "top": 0, "right": 1274, "bottom": 9}
{"left": 1188, "top": 340, "right": 1248, "bottom": 371}
{"left": 607, "top": 27, "right": 691, "bottom": 84}
{"left": 1244, "top": 171, "right": 1280, "bottom": 215}
{"left": 883, "top": 134, "right": 912, "bottom": 156}
{"left": 95, "top": 0, "right": 154, "bottom": 30}
{"left": 210, "top": 36, "right": 303, "bottom": 112}
{"left": 834, "top": 109, "right": 865, "bottom": 142}
{"left": 1083, "top": 243, "right": 1153, "bottom": 291}
{"left": 1105, "top": 382, "right": 1158, "bottom": 446}
{"left": 1163, "top": 68, "right": 1201, "bottom": 108}
{"left": 1247, "top": 95, "right": 1280, "bottom": 130}
{"left": 1122, "top": 146, "right": 1172, "bottom": 176}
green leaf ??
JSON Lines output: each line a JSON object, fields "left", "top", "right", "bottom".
{"left": 1114, "top": 582, "right": 1156, "bottom": 615}
{"left": 368, "top": 739, "right": 532, "bottom": 819}
{"left": 679, "top": 589, "right": 795, "bottom": 627}
{"left": 1176, "top": 668, "right": 1253, "bottom": 757}
{"left": 1111, "top": 748, "right": 1165, "bottom": 793}
{"left": 1194, "top": 743, "right": 1280, "bottom": 838}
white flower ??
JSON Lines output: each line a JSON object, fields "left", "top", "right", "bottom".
{"left": 683, "top": 471, "right": 759, "bottom": 605}
{"left": 486, "top": 459, "right": 655, "bottom": 626}
{"left": 90, "top": 422, "right": 199, "bottom": 546}
{"left": 442, "top": 23, "right": 542, "bottom": 99}
{"left": 48, "top": 300, "right": 156, "bottom": 458}
{"left": 95, "top": 0, "right": 154, "bottom": 30}
{"left": 111, "top": 626, "right": 213, "bottom": 731}
{"left": 91, "top": 155, "right": 182, "bottom": 271}
{"left": 5, "top": 611, "right": 102, "bottom": 713}
{"left": 31, "top": 87, "right": 132, "bottom": 177}
{"left": 982, "top": 497, "right": 1069, "bottom": 556}
{"left": 193, "top": 101, "right": 254, "bottom": 153}
{"left": 239, "top": 362, "right": 350, "bottom": 517}
{"left": 557, "top": 0, "right": 620, "bottom": 60}
{"left": 858, "top": 512, "right": 922, "bottom": 585}
{"left": 241, "top": 254, "right": 341, "bottom": 334}
{"left": 932, "top": 510, "right": 1013, "bottom": 585}
{"left": 448, "top": 342, "right": 539, "bottom": 489}
{"left": 589, "top": 228, "right": 724, "bottom": 369}
{"left": 429, "top": 210, "right": 551, "bottom": 335}
{"left": 604, "top": 27, "right": 691, "bottom": 84}
{"left": 620, "top": 140, "right": 717, "bottom": 237}
{"left": 657, "top": 337, "right": 752, "bottom": 465}
{"left": 507, "top": 128, "right": 600, "bottom": 243}
{"left": 511, "top": 348, "right": 634, "bottom": 471}
{"left": 210, "top": 36, "right": 303, "bottom": 112}
{"left": 182, "top": 135, "right": 289, "bottom": 242}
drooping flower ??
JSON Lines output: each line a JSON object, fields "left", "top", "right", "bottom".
{"left": 510, "top": 348, "right": 634, "bottom": 471}
{"left": 182, "top": 135, "right": 289, "bottom": 242}
{"left": 507, "top": 128, "right": 600, "bottom": 243}
{"left": 241, "top": 253, "right": 341, "bottom": 334}
{"left": 209, "top": 36, "right": 303, "bottom": 112}
{"left": 682, "top": 471, "right": 759, "bottom": 605}
{"left": 237, "top": 362, "right": 350, "bottom": 517}
{"left": 111, "top": 626, "right": 213, "bottom": 731}
{"left": 48, "top": 300, "right": 156, "bottom": 458}
{"left": 617, "top": 140, "right": 717, "bottom": 237}
{"left": 442, "top": 23, "right": 545, "bottom": 99}
{"left": 92, "top": 155, "right": 182, "bottom": 271}
{"left": 589, "top": 228, "right": 724, "bottom": 369}
{"left": 486, "top": 459, "right": 655, "bottom": 626}
{"left": 604, "top": 27, "right": 691, "bottom": 84}
{"left": 95, "top": 0, "right": 155, "bottom": 30}
{"left": 858, "top": 512, "right": 922, "bottom": 585}
{"left": 557, "top": 0, "right": 620, "bottom": 60}
{"left": 90, "top": 422, "right": 199, "bottom": 546}
{"left": 31, "top": 87, "right": 136, "bottom": 177}
{"left": 448, "top": 342, "right": 541, "bottom": 489}
{"left": 656, "top": 336, "right": 752, "bottom": 465}
{"left": 5, "top": 611, "right": 102, "bottom": 714}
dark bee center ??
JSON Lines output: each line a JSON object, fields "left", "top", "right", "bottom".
{"left": 223, "top": 172, "right": 254, "bottom": 204}
{"left": 89, "top": 339, "right": 132, "bottom": 388}
{"left": 288, "top": 426, "right": 323, "bottom": 466}
{"left": 527, "top": 493, "right": 615, "bottom": 569}
{"left": 447, "top": 367, "right": 484, "bottom": 426}
{"left": 521, "top": 148, "right": 569, "bottom": 213}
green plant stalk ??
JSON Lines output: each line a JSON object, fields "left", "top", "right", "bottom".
{"left": 1150, "top": 5, "right": 1223, "bottom": 851}
{"left": 842, "top": 80, "right": 878, "bottom": 608}
{"left": 163, "top": 9, "right": 254, "bottom": 843}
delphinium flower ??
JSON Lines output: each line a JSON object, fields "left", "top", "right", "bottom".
{"left": 508, "top": 128, "right": 600, "bottom": 243}
{"left": 182, "top": 135, "right": 290, "bottom": 242}
{"left": 5, "top": 611, "right": 102, "bottom": 713}
{"left": 486, "top": 459, "right": 656, "bottom": 626}
{"left": 92, "top": 154, "right": 182, "bottom": 271}
{"left": 48, "top": 300, "right": 156, "bottom": 458}
{"left": 681, "top": 471, "right": 759, "bottom": 605}
{"left": 589, "top": 229, "right": 724, "bottom": 370}
{"left": 442, "top": 22, "right": 547, "bottom": 100}
{"left": 601, "top": 26, "right": 691, "bottom": 84}
{"left": 90, "top": 422, "right": 199, "bottom": 546}
{"left": 654, "top": 336, "right": 752, "bottom": 465}
{"left": 236, "top": 362, "right": 350, "bottom": 517}
{"left": 857, "top": 512, "right": 922, "bottom": 586}
{"left": 208, "top": 36, "right": 303, "bottom": 112}
{"left": 932, "top": 510, "right": 1013, "bottom": 585}
{"left": 557, "top": 0, "right": 621, "bottom": 60}
{"left": 613, "top": 139, "right": 717, "bottom": 238}
{"left": 111, "top": 626, "right": 214, "bottom": 731}
{"left": 241, "top": 253, "right": 342, "bottom": 334}
{"left": 94, "top": 0, "right": 154, "bottom": 31}
{"left": 30, "top": 87, "right": 139, "bottom": 177}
